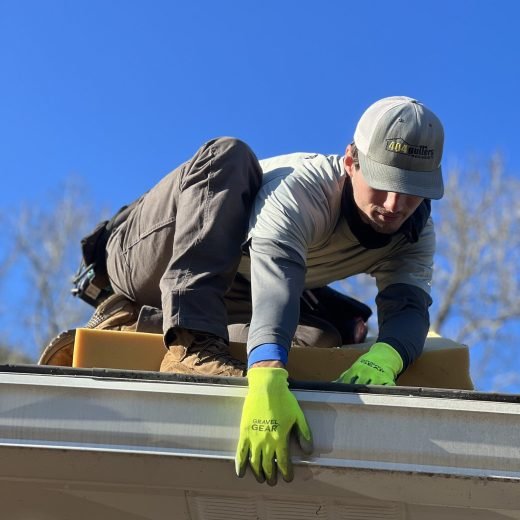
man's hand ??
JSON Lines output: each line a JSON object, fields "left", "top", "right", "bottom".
{"left": 235, "top": 367, "right": 313, "bottom": 485}
{"left": 336, "top": 342, "right": 403, "bottom": 386}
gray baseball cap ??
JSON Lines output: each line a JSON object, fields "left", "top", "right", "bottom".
{"left": 353, "top": 96, "right": 444, "bottom": 199}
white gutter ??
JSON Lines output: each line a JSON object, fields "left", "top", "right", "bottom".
{"left": 0, "top": 368, "right": 520, "bottom": 518}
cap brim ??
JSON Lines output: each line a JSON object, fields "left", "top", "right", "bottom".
{"left": 358, "top": 151, "right": 444, "bottom": 200}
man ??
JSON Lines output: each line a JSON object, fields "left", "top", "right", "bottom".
{"left": 41, "top": 95, "right": 444, "bottom": 486}
{"left": 233, "top": 96, "right": 443, "bottom": 484}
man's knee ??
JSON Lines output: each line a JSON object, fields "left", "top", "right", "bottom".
{"left": 211, "top": 136, "right": 257, "bottom": 163}
{"left": 207, "top": 137, "right": 262, "bottom": 192}
{"left": 293, "top": 318, "right": 343, "bottom": 349}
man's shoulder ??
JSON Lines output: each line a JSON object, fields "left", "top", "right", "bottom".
{"left": 260, "top": 152, "right": 342, "bottom": 170}
{"left": 259, "top": 152, "right": 344, "bottom": 185}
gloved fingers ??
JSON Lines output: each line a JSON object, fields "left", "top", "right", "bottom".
{"left": 262, "top": 445, "right": 277, "bottom": 487}
{"left": 294, "top": 412, "right": 313, "bottom": 455}
{"left": 276, "top": 446, "right": 294, "bottom": 483}
{"left": 350, "top": 365, "right": 369, "bottom": 384}
{"left": 297, "top": 430, "right": 314, "bottom": 455}
{"left": 335, "top": 367, "right": 359, "bottom": 384}
{"left": 249, "top": 444, "right": 266, "bottom": 484}
{"left": 348, "top": 367, "right": 370, "bottom": 384}
{"left": 363, "top": 372, "right": 387, "bottom": 385}
{"left": 235, "top": 436, "right": 250, "bottom": 478}
{"left": 337, "top": 365, "right": 397, "bottom": 386}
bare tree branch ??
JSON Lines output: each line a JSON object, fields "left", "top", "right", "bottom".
{"left": 0, "top": 214, "right": 17, "bottom": 285}
{"left": 432, "top": 155, "right": 520, "bottom": 387}
{"left": 9, "top": 177, "right": 104, "bottom": 352}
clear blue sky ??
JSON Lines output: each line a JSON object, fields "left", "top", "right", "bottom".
{"left": 1, "top": 1, "right": 519, "bottom": 386}
{"left": 1, "top": 0, "right": 519, "bottom": 211}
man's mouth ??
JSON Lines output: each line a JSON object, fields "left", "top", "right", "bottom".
{"left": 377, "top": 212, "right": 401, "bottom": 222}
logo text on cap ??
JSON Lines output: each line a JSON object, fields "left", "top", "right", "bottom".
{"left": 386, "top": 138, "right": 434, "bottom": 160}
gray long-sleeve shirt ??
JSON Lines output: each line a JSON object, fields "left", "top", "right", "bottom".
{"left": 237, "top": 152, "right": 435, "bottom": 368}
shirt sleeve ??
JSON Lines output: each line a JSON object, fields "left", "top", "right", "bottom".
{"left": 376, "top": 283, "right": 432, "bottom": 369}
{"left": 245, "top": 156, "right": 343, "bottom": 355}
{"left": 246, "top": 238, "right": 306, "bottom": 355}
{"left": 370, "top": 218, "right": 437, "bottom": 368}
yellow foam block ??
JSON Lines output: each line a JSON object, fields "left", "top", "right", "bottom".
{"left": 74, "top": 328, "right": 474, "bottom": 390}
{"left": 73, "top": 329, "right": 166, "bottom": 372}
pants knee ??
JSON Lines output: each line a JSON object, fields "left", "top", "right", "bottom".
{"left": 209, "top": 137, "right": 262, "bottom": 189}
{"left": 212, "top": 136, "right": 254, "bottom": 158}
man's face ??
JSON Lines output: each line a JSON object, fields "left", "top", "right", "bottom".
{"left": 344, "top": 145, "right": 424, "bottom": 235}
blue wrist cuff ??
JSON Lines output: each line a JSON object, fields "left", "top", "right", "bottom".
{"left": 248, "top": 343, "right": 288, "bottom": 368}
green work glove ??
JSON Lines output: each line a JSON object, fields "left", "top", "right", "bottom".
{"left": 235, "top": 367, "right": 313, "bottom": 485}
{"left": 336, "top": 342, "right": 403, "bottom": 386}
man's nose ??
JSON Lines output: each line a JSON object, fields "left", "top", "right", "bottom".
{"left": 383, "top": 192, "right": 403, "bottom": 212}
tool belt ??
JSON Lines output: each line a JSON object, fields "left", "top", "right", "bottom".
{"left": 71, "top": 198, "right": 141, "bottom": 307}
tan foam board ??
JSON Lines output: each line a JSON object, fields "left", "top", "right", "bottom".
{"left": 73, "top": 328, "right": 473, "bottom": 390}
{"left": 73, "top": 328, "right": 166, "bottom": 372}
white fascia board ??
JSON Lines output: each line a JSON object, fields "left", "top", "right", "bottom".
{"left": 1, "top": 369, "right": 520, "bottom": 512}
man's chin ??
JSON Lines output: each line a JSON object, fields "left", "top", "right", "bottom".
{"left": 369, "top": 219, "right": 404, "bottom": 235}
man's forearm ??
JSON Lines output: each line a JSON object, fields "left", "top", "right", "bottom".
{"left": 246, "top": 238, "right": 306, "bottom": 362}
{"left": 376, "top": 283, "right": 432, "bottom": 369}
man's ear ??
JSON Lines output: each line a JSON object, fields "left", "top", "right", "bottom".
{"left": 344, "top": 144, "right": 354, "bottom": 177}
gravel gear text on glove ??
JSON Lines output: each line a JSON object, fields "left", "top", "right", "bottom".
{"left": 336, "top": 342, "right": 403, "bottom": 386}
{"left": 235, "top": 367, "right": 313, "bottom": 485}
